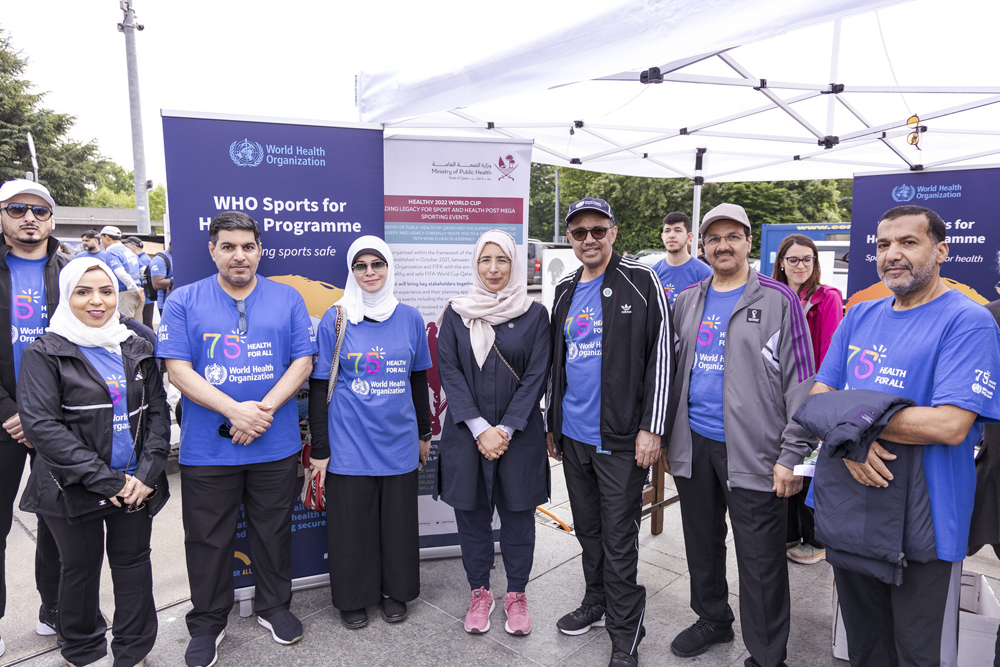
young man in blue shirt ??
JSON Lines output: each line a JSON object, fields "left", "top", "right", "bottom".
{"left": 0, "top": 179, "right": 67, "bottom": 656}
{"left": 123, "top": 236, "right": 155, "bottom": 329}
{"left": 651, "top": 212, "right": 712, "bottom": 308}
{"left": 546, "top": 198, "right": 673, "bottom": 667}
{"left": 809, "top": 205, "right": 1000, "bottom": 666}
{"left": 158, "top": 212, "right": 316, "bottom": 667}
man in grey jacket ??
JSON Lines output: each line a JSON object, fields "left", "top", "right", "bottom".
{"left": 665, "top": 203, "right": 815, "bottom": 667}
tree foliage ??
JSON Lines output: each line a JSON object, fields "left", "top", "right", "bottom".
{"left": 0, "top": 28, "right": 111, "bottom": 206}
{"left": 528, "top": 162, "right": 852, "bottom": 257}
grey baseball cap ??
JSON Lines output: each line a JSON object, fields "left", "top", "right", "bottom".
{"left": 701, "top": 203, "right": 752, "bottom": 235}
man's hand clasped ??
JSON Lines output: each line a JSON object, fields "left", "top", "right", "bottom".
{"left": 227, "top": 400, "right": 273, "bottom": 445}
{"left": 844, "top": 441, "right": 896, "bottom": 488}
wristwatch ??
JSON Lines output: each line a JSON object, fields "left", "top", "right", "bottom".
{"left": 420, "top": 431, "right": 433, "bottom": 442}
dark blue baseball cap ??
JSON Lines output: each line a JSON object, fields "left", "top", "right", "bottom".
{"left": 565, "top": 198, "right": 615, "bottom": 225}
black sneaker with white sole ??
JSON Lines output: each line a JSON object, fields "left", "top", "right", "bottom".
{"left": 37, "top": 604, "right": 57, "bottom": 636}
{"left": 556, "top": 604, "right": 607, "bottom": 636}
{"left": 670, "top": 619, "right": 734, "bottom": 657}
{"left": 258, "top": 610, "right": 303, "bottom": 645}
{"left": 185, "top": 629, "right": 225, "bottom": 667}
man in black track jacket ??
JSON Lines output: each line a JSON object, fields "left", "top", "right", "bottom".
{"left": 0, "top": 179, "right": 68, "bottom": 655}
{"left": 546, "top": 197, "right": 673, "bottom": 667}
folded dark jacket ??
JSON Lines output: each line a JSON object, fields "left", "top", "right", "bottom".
{"left": 793, "top": 390, "right": 934, "bottom": 585}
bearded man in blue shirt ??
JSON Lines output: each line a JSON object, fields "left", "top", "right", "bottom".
{"left": 810, "top": 205, "right": 1000, "bottom": 667}
{"left": 158, "top": 212, "right": 316, "bottom": 667}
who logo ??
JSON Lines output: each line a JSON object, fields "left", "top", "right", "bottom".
{"left": 229, "top": 138, "right": 264, "bottom": 167}
{"left": 891, "top": 184, "right": 915, "bottom": 202}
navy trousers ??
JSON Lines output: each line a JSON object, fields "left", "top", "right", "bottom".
{"left": 454, "top": 502, "right": 535, "bottom": 592}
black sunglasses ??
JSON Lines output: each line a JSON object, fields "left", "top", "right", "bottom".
{"left": 218, "top": 422, "right": 233, "bottom": 438}
{"left": 0, "top": 203, "right": 52, "bottom": 221}
{"left": 568, "top": 226, "right": 611, "bottom": 242}
{"left": 234, "top": 299, "right": 247, "bottom": 336}
{"left": 352, "top": 260, "right": 388, "bottom": 273}
{"left": 126, "top": 487, "right": 157, "bottom": 514}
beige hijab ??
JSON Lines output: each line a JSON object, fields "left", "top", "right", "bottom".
{"left": 441, "top": 230, "right": 533, "bottom": 368}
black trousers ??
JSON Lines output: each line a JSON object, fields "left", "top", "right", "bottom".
{"left": 44, "top": 506, "right": 156, "bottom": 667}
{"left": 562, "top": 436, "right": 647, "bottom": 656}
{"left": 454, "top": 502, "right": 535, "bottom": 592}
{"left": 181, "top": 454, "right": 298, "bottom": 637}
{"left": 674, "top": 431, "right": 789, "bottom": 667}
{"left": 141, "top": 302, "right": 155, "bottom": 330}
{"left": 0, "top": 442, "right": 60, "bottom": 619}
{"left": 786, "top": 478, "right": 820, "bottom": 547}
{"left": 835, "top": 559, "right": 961, "bottom": 667}
{"left": 326, "top": 470, "right": 420, "bottom": 610}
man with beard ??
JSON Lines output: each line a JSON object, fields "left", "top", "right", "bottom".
{"left": 547, "top": 198, "right": 672, "bottom": 667}
{"left": 807, "top": 205, "right": 1000, "bottom": 666}
{"left": 157, "top": 212, "right": 316, "bottom": 667}
{"left": 666, "top": 203, "right": 814, "bottom": 667}
{"left": 77, "top": 229, "right": 109, "bottom": 263}
{"left": 0, "top": 180, "right": 66, "bottom": 655}
{"left": 651, "top": 212, "right": 712, "bottom": 307}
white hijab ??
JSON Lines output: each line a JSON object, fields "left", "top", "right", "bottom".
{"left": 440, "top": 230, "right": 533, "bottom": 369}
{"left": 336, "top": 235, "right": 399, "bottom": 325}
{"left": 48, "top": 257, "right": 134, "bottom": 354}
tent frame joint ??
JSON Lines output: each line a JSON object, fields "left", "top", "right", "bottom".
{"left": 753, "top": 78, "right": 767, "bottom": 91}
{"left": 822, "top": 83, "right": 845, "bottom": 94}
{"left": 910, "top": 164, "right": 924, "bottom": 171}
{"left": 818, "top": 135, "right": 840, "bottom": 149}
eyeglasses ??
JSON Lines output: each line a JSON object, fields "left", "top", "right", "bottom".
{"left": 234, "top": 299, "right": 247, "bottom": 336}
{"left": 0, "top": 203, "right": 52, "bottom": 221}
{"left": 352, "top": 260, "right": 388, "bottom": 273}
{"left": 218, "top": 422, "right": 233, "bottom": 438}
{"left": 782, "top": 256, "right": 816, "bottom": 267}
{"left": 704, "top": 233, "right": 746, "bottom": 247}
{"left": 568, "top": 226, "right": 611, "bottom": 242}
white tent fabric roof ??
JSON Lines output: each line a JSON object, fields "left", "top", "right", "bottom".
{"left": 359, "top": 0, "right": 1000, "bottom": 183}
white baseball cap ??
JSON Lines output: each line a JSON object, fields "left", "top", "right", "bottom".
{"left": 99, "top": 225, "right": 123, "bottom": 238}
{"left": 0, "top": 179, "right": 55, "bottom": 209}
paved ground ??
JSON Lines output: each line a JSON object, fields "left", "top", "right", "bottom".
{"left": 4, "top": 454, "right": 1000, "bottom": 666}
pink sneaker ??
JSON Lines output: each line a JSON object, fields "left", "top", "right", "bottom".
{"left": 504, "top": 592, "right": 531, "bottom": 635}
{"left": 464, "top": 587, "right": 494, "bottom": 634}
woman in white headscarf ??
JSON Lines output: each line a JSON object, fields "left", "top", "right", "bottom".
{"left": 436, "top": 230, "right": 551, "bottom": 637}
{"left": 17, "top": 258, "right": 170, "bottom": 667}
{"left": 308, "top": 236, "right": 432, "bottom": 630}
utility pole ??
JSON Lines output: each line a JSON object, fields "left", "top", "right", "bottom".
{"left": 553, "top": 168, "right": 560, "bottom": 242}
{"left": 118, "top": 0, "right": 150, "bottom": 234}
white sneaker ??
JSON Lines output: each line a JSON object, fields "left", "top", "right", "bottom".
{"left": 787, "top": 543, "right": 826, "bottom": 564}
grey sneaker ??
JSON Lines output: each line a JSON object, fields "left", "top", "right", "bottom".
{"left": 786, "top": 543, "right": 826, "bottom": 564}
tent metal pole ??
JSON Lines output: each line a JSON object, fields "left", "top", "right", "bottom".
{"left": 691, "top": 149, "right": 706, "bottom": 254}
{"left": 827, "top": 20, "right": 842, "bottom": 136}
{"left": 554, "top": 168, "right": 560, "bottom": 242}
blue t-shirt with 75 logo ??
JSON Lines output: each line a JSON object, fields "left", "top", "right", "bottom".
{"left": 562, "top": 278, "right": 604, "bottom": 448}
{"left": 688, "top": 284, "right": 745, "bottom": 441}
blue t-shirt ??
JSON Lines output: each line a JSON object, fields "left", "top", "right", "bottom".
{"left": 688, "top": 285, "right": 746, "bottom": 441}
{"left": 135, "top": 252, "right": 152, "bottom": 305}
{"left": 157, "top": 275, "right": 317, "bottom": 466}
{"left": 816, "top": 290, "right": 1000, "bottom": 561}
{"left": 561, "top": 278, "right": 604, "bottom": 447}
{"left": 652, "top": 256, "right": 713, "bottom": 307}
{"left": 79, "top": 347, "right": 136, "bottom": 474}
{"left": 105, "top": 244, "right": 142, "bottom": 291}
{"left": 312, "top": 304, "right": 431, "bottom": 476}
{"left": 149, "top": 252, "right": 173, "bottom": 310}
{"left": 8, "top": 254, "right": 48, "bottom": 380}
{"left": 75, "top": 249, "right": 111, "bottom": 265}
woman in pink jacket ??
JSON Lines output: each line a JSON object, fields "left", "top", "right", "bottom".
{"left": 772, "top": 233, "right": 843, "bottom": 564}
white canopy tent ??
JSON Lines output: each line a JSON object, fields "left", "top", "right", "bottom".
{"left": 358, "top": 0, "right": 1000, "bottom": 241}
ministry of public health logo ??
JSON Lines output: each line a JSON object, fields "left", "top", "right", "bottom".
{"left": 891, "top": 184, "right": 916, "bottom": 202}
{"left": 204, "top": 363, "right": 228, "bottom": 386}
{"left": 351, "top": 378, "right": 370, "bottom": 396}
{"left": 229, "top": 139, "right": 264, "bottom": 167}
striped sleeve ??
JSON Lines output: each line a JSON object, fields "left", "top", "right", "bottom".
{"left": 622, "top": 259, "right": 672, "bottom": 435}
{"left": 758, "top": 276, "right": 815, "bottom": 382}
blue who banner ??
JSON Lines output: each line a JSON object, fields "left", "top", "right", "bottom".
{"left": 849, "top": 167, "right": 999, "bottom": 308}
{"left": 161, "top": 112, "right": 384, "bottom": 598}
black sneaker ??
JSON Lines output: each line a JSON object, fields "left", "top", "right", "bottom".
{"left": 671, "top": 619, "right": 734, "bottom": 657}
{"left": 185, "top": 629, "right": 225, "bottom": 667}
{"left": 556, "top": 604, "right": 607, "bottom": 636}
{"left": 381, "top": 597, "right": 408, "bottom": 623}
{"left": 340, "top": 608, "right": 368, "bottom": 629}
{"left": 609, "top": 648, "right": 638, "bottom": 667}
{"left": 37, "top": 604, "right": 57, "bottom": 636}
{"left": 258, "top": 610, "right": 303, "bottom": 645}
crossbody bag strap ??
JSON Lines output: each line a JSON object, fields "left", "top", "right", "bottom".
{"left": 326, "top": 306, "right": 347, "bottom": 404}
{"left": 492, "top": 341, "right": 520, "bottom": 382}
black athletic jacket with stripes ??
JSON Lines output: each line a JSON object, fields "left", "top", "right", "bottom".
{"left": 546, "top": 253, "right": 674, "bottom": 453}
